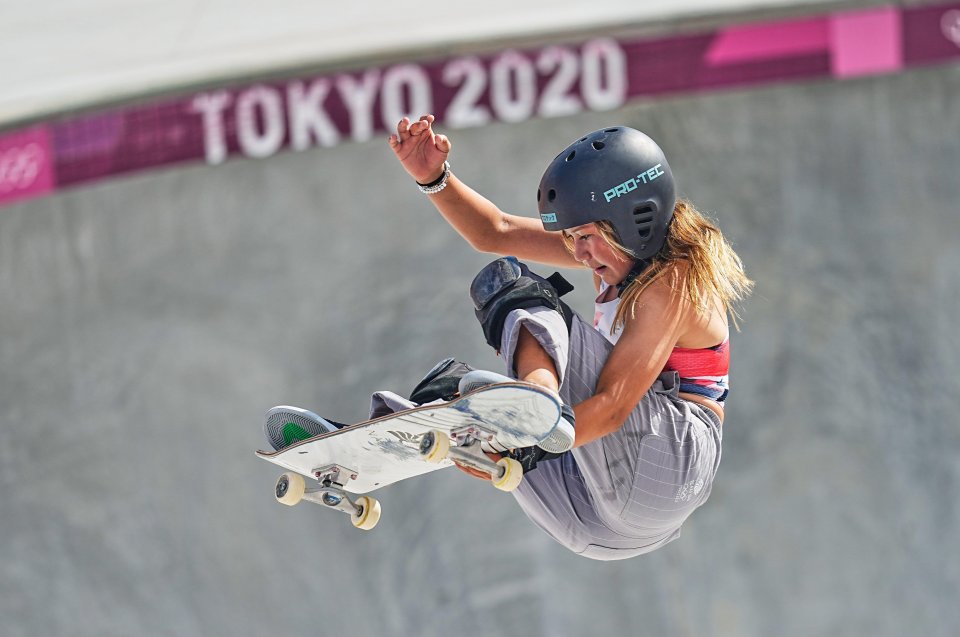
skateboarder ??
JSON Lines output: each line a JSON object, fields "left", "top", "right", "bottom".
{"left": 266, "top": 115, "right": 752, "bottom": 560}
{"left": 384, "top": 114, "right": 753, "bottom": 560}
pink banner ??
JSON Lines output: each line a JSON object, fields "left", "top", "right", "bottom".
{"left": 0, "top": 126, "right": 55, "bottom": 206}
{"left": 830, "top": 7, "right": 904, "bottom": 78}
{"left": 706, "top": 17, "right": 829, "bottom": 66}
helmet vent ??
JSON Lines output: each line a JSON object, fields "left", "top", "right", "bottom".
{"left": 633, "top": 205, "right": 654, "bottom": 223}
{"left": 591, "top": 141, "right": 605, "bottom": 151}
{"left": 565, "top": 151, "right": 576, "bottom": 162}
{"left": 536, "top": 189, "right": 541, "bottom": 202}
{"left": 548, "top": 189, "right": 557, "bottom": 202}
{"left": 634, "top": 205, "right": 654, "bottom": 239}
{"left": 604, "top": 128, "right": 619, "bottom": 133}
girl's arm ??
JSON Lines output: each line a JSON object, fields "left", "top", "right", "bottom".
{"left": 427, "top": 175, "right": 580, "bottom": 267}
{"left": 389, "top": 115, "right": 579, "bottom": 268}
{"left": 571, "top": 273, "right": 690, "bottom": 447}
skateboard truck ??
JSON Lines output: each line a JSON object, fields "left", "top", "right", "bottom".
{"left": 450, "top": 424, "right": 497, "bottom": 444}
{"left": 273, "top": 466, "right": 382, "bottom": 530}
{"left": 419, "top": 428, "right": 524, "bottom": 492}
{"left": 312, "top": 464, "right": 358, "bottom": 484}
{"left": 306, "top": 464, "right": 360, "bottom": 512}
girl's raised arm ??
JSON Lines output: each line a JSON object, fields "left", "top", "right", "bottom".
{"left": 389, "top": 114, "right": 579, "bottom": 268}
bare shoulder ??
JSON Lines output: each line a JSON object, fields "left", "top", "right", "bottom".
{"left": 600, "top": 269, "right": 686, "bottom": 395}
{"left": 631, "top": 262, "right": 688, "bottom": 309}
{"left": 618, "top": 262, "right": 719, "bottom": 345}
{"left": 655, "top": 261, "right": 729, "bottom": 347}
{"left": 618, "top": 269, "right": 686, "bottom": 341}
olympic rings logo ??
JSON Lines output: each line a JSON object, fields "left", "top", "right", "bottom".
{"left": 0, "top": 143, "right": 46, "bottom": 193}
{"left": 943, "top": 10, "right": 960, "bottom": 47}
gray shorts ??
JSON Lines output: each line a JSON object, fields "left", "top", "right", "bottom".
{"left": 500, "top": 307, "right": 723, "bottom": 561}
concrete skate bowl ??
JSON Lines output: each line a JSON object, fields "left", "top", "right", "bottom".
{"left": 1, "top": 4, "right": 959, "bottom": 636}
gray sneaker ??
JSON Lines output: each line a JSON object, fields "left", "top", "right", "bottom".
{"left": 535, "top": 403, "right": 576, "bottom": 454}
{"left": 458, "top": 369, "right": 514, "bottom": 395}
{"left": 458, "top": 370, "right": 574, "bottom": 453}
{"left": 264, "top": 405, "right": 339, "bottom": 451}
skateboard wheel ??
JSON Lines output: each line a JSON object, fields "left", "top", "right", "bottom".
{"left": 492, "top": 457, "right": 523, "bottom": 492}
{"left": 351, "top": 495, "right": 382, "bottom": 530}
{"left": 419, "top": 430, "right": 450, "bottom": 464}
{"left": 276, "top": 472, "right": 306, "bottom": 506}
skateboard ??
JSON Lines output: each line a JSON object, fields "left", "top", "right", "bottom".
{"left": 256, "top": 382, "right": 562, "bottom": 530}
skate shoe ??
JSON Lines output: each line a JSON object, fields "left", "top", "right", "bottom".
{"left": 409, "top": 357, "right": 475, "bottom": 405}
{"left": 457, "top": 369, "right": 515, "bottom": 395}
{"left": 458, "top": 370, "right": 575, "bottom": 453}
{"left": 535, "top": 403, "right": 575, "bottom": 454}
{"left": 264, "top": 405, "right": 340, "bottom": 451}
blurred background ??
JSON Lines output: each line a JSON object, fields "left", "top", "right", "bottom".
{"left": 1, "top": 1, "right": 958, "bottom": 635}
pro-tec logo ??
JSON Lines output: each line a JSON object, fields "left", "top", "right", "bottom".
{"left": 603, "top": 164, "right": 665, "bottom": 202}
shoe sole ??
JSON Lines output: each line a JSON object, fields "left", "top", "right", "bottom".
{"left": 264, "top": 406, "right": 337, "bottom": 451}
{"left": 536, "top": 418, "right": 575, "bottom": 454}
{"left": 458, "top": 370, "right": 515, "bottom": 396}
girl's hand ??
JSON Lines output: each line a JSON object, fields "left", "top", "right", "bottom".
{"left": 388, "top": 114, "right": 451, "bottom": 184}
{"left": 453, "top": 451, "right": 505, "bottom": 481}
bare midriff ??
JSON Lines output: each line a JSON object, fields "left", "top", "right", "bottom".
{"left": 679, "top": 392, "right": 724, "bottom": 424}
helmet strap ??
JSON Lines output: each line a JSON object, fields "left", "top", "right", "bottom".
{"left": 615, "top": 257, "right": 654, "bottom": 295}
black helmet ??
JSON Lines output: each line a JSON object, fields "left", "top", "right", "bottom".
{"left": 537, "top": 127, "right": 676, "bottom": 260}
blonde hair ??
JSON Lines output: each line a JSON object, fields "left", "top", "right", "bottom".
{"left": 564, "top": 199, "right": 753, "bottom": 333}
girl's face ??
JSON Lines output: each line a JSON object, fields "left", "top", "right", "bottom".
{"left": 565, "top": 223, "right": 635, "bottom": 286}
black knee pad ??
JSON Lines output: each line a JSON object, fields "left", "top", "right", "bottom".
{"left": 469, "top": 257, "right": 574, "bottom": 351}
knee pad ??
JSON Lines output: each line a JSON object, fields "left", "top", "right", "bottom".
{"left": 469, "top": 256, "right": 574, "bottom": 351}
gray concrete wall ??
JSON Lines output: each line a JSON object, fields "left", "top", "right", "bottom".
{"left": 1, "top": 63, "right": 958, "bottom": 636}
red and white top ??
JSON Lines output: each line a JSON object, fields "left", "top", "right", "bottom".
{"left": 594, "top": 283, "right": 730, "bottom": 405}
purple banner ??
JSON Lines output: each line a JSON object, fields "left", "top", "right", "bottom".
{"left": 2, "top": 1, "right": 959, "bottom": 207}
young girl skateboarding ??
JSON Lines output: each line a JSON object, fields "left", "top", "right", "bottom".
{"left": 267, "top": 114, "right": 752, "bottom": 560}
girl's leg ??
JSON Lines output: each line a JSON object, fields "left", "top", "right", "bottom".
{"left": 468, "top": 258, "right": 722, "bottom": 558}
{"left": 498, "top": 308, "right": 689, "bottom": 559}
{"left": 515, "top": 326, "right": 560, "bottom": 394}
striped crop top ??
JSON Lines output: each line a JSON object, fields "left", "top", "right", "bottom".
{"left": 594, "top": 283, "right": 730, "bottom": 405}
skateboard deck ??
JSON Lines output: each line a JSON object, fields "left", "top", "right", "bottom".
{"left": 256, "top": 382, "right": 562, "bottom": 529}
